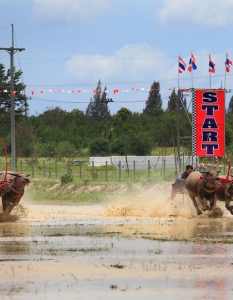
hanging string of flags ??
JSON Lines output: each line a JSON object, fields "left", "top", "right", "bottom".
{"left": 1, "top": 53, "right": 232, "bottom": 96}
{"left": 0, "top": 87, "right": 191, "bottom": 96}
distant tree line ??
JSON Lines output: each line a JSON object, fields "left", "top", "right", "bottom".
{"left": 1, "top": 64, "right": 233, "bottom": 159}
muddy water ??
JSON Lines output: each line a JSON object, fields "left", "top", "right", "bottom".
{"left": 1, "top": 192, "right": 233, "bottom": 299}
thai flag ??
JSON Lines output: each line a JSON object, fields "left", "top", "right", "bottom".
{"left": 225, "top": 54, "right": 232, "bottom": 73}
{"left": 188, "top": 54, "right": 197, "bottom": 72}
{"left": 178, "top": 56, "right": 186, "bottom": 73}
{"left": 209, "top": 55, "right": 215, "bottom": 73}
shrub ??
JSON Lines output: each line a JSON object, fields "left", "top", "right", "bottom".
{"left": 60, "top": 169, "right": 74, "bottom": 185}
{"left": 89, "top": 137, "right": 109, "bottom": 156}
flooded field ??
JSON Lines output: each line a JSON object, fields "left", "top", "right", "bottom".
{"left": 1, "top": 185, "right": 233, "bottom": 299}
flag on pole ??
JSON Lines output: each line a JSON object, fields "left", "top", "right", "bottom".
{"left": 188, "top": 54, "right": 197, "bottom": 72}
{"left": 225, "top": 53, "right": 232, "bottom": 73}
{"left": 178, "top": 56, "right": 186, "bottom": 73}
{"left": 209, "top": 55, "right": 216, "bottom": 73}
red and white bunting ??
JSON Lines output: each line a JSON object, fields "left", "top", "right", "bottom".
{"left": 0, "top": 87, "right": 192, "bottom": 95}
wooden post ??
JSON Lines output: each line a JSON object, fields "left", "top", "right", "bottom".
{"left": 133, "top": 160, "right": 136, "bottom": 183}
{"left": 43, "top": 160, "right": 45, "bottom": 178}
{"left": 92, "top": 161, "right": 94, "bottom": 181}
{"left": 105, "top": 161, "right": 108, "bottom": 182}
{"left": 148, "top": 160, "right": 150, "bottom": 181}
{"left": 48, "top": 158, "right": 51, "bottom": 178}
{"left": 55, "top": 159, "right": 57, "bottom": 178}
{"left": 32, "top": 159, "right": 34, "bottom": 178}
{"left": 163, "top": 159, "right": 166, "bottom": 178}
{"left": 119, "top": 161, "right": 121, "bottom": 182}
{"left": 79, "top": 161, "right": 82, "bottom": 179}
{"left": 20, "top": 159, "right": 22, "bottom": 173}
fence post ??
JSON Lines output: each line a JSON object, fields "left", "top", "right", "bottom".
{"left": 163, "top": 159, "right": 166, "bottom": 178}
{"left": 48, "top": 158, "right": 51, "bottom": 178}
{"left": 148, "top": 160, "right": 150, "bottom": 181}
{"left": 20, "top": 159, "right": 22, "bottom": 173}
{"left": 133, "top": 160, "right": 136, "bottom": 183}
{"left": 32, "top": 159, "right": 34, "bottom": 178}
{"left": 55, "top": 159, "right": 57, "bottom": 178}
{"left": 43, "top": 160, "right": 45, "bottom": 178}
{"left": 119, "top": 161, "right": 121, "bottom": 182}
{"left": 79, "top": 161, "right": 82, "bottom": 179}
{"left": 105, "top": 161, "right": 108, "bottom": 182}
{"left": 92, "top": 161, "right": 94, "bottom": 181}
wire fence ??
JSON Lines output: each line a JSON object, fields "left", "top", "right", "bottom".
{"left": 2, "top": 158, "right": 178, "bottom": 183}
{"left": 2, "top": 155, "right": 227, "bottom": 183}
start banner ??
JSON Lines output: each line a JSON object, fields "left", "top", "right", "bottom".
{"left": 192, "top": 89, "right": 225, "bottom": 157}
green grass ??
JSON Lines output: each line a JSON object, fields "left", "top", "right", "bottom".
{"left": 26, "top": 179, "right": 158, "bottom": 204}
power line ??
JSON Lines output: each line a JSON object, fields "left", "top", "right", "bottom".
{"left": 30, "top": 96, "right": 170, "bottom": 103}
{"left": 16, "top": 51, "right": 233, "bottom": 61}
{"left": 7, "top": 72, "right": 232, "bottom": 89}
{"left": 0, "top": 24, "right": 11, "bottom": 31}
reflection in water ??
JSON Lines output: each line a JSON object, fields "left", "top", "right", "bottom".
{"left": 1, "top": 204, "right": 233, "bottom": 298}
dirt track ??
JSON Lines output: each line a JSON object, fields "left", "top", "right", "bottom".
{"left": 1, "top": 183, "right": 233, "bottom": 299}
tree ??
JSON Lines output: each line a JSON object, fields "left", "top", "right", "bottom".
{"left": 85, "top": 80, "right": 110, "bottom": 119}
{"left": 143, "top": 81, "right": 162, "bottom": 114}
{"left": 167, "top": 88, "right": 177, "bottom": 111}
{"left": 166, "top": 89, "right": 187, "bottom": 112}
{"left": 227, "top": 95, "right": 233, "bottom": 114}
{"left": 89, "top": 137, "right": 109, "bottom": 156}
{"left": 116, "top": 107, "right": 132, "bottom": 121}
{"left": 0, "top": 63, "right": 28, "bottom": 118}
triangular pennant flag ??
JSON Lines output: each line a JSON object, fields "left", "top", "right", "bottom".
{"left": 114, "top": 89, "right": 119, "bottom": 94}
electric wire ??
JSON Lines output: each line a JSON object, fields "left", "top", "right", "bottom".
{"left": 16, "top": 51, "right": 233, "bottom": 61}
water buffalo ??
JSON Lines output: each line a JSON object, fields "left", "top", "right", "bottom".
{"left": 215, "top": 177, "right": 233, "bottom": 215}
{"left": 186, "top": 170, "right": 220, "bottom": 215}
{"left": 0, "top": 171, "right": 30, "bottom": 213}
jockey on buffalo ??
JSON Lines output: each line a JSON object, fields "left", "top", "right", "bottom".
{"left": 170, "top": 165, "right": 193, "bottom": 199}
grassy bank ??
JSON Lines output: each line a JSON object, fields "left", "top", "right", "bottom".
{"left": 25, "top": 178, "right": 164, "bottom": 205}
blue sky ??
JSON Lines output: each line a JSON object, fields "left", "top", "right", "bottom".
{"left": 1, "top": 0, "right": 233, "bottom": 116}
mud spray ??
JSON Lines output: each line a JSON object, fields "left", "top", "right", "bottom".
{"left": 104, "top": 182, "right": 232, "bottom": 219}
{"left": 1, "top": 182, "right": 232, "bottom": 223}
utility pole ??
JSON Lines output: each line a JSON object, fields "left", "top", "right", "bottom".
{"left": 0, "top": 24, "right": 25, "bottom": 169}
{"left": 100, "top": 98, "right": 113, "bottom": 139}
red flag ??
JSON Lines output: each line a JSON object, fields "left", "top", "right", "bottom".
{"left": 114, "top": 89, "right": 119, "bottom": 94}
{"left": 225, "top": 53, "right": 232, "bottom": 73}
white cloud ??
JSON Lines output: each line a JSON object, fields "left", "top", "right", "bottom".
{"left": 157, "top": 0, "right": 233, "bottom": 27}
{"left": 65, "top": 44, "right": 232, "bottom": 108}
{"left": 66, "top": 42, "right": 174, "bottom": 84}
{"left": 33, "top": 0, "right": 110, "bottom": 25}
